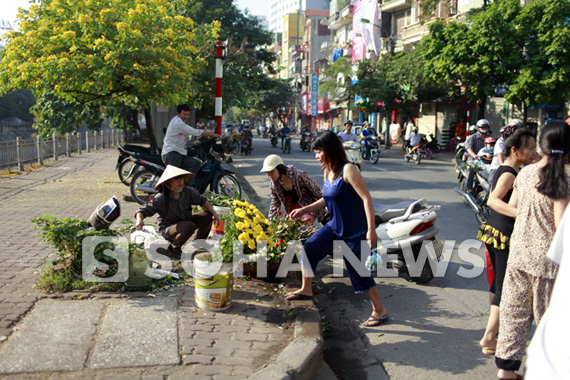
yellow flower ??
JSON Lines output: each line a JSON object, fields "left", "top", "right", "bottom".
{"left": 234, "top": 208, "right": 246, "bottom": 218}
{"left": 248, "top": 240, "right": 256, "bottom": 250}
{"left": 267, "top": 227, "right": 274, "bottom": 235}
{"left": 235, "top": 221, "right": 245, "bottom": 230}
{"left": 238, "top": 232, "right": 249, "bottom": 244}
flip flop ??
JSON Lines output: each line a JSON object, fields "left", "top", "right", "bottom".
{"left": 286, "top": 293, "right": 313, "bottom": 301}
{"left": 481, "top": 346, "right": 496, "bottom": 355}
{"left": 499, "top": 374, "right": 522, "bottom": 380}
{"left": 363, "top": 314, "right": 390, "bottom": 327}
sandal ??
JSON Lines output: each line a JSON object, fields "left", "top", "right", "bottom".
{"left": 363, "top": 314, "right": 390, "bottom": 327}
{"left": 481, "top": 346, "right": 496, "bottom": 355}
{"left": 285, "top": 292, "right": 313, "bottom": 301}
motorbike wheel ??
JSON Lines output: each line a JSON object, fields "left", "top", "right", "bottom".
{"left": 286, "top": 143, "right": 291, "bottom": 154}
{"left": 408, "top": 245, "right": 435, "bottom": 284}
{"left": 130, "top": 169, "right": 160, "bottom": 205}
{"left": 118, "top": 159, "right": 137, "bottom": 186}
{"left": 434, "top": 144, "right": 442, "bottom": 153}
{"left": 455, "top": 149, "right": 465, "bottom": 172}
{"left": 416, "top": 153, "right": 421, "bottom": 165}
{"left": 215, "top": 174, "right": 242, "bottom": 198}
{"left": 475, "top": 191, "right": 489, "bottom": 224}
{"left": 370, "top": 150, "right": 379, "bottom": 164}
{"left": 405, "top": 155, "right": 410, "bottom": 162}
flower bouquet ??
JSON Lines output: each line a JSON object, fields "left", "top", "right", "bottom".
{"left": 219, "top": 201, "right": 319, "bottom": 278}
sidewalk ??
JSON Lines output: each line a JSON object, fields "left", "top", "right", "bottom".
{"left": 0, "top": 149, "right": 323, "bottom": 379}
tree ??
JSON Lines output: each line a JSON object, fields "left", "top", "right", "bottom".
{"left": 0, "top": 89, "right": 35, "bottom": 121}
{"left": 320, "top": 58, "right": 354, "bottom": 109}
{"left": 422, "top": 0, "right": 522, "bottom": 119}
{"left": 0, "top": 0, "right": 219, "bottom": 153}
{"left": 251, "top": 77, "right": 296, "bottom": 126}
{"left": 31, "top": 92, "right": 102, "bottom": 136}
{"left": 505, "top": 0, "right": 570, "bottom": 122}
{"left": 178, "top": 0, "right": 275, "bottom": 118}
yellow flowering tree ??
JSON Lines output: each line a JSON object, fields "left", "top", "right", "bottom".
{"left": 0, "top": 0, "right": 219, "bottom": 153}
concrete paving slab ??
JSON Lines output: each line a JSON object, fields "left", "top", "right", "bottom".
{"left": 0, "top": 299, "right": 105, "bottom": 374}
{"left": 88, "top": 297, "right": 179, "bottom": 369}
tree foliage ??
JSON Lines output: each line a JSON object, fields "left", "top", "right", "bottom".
{"left": 178, "top": 0, "right": 275, "bottom": 118}
{"left": 0, "top": 0, "right": 219, "bottom": 152}
{"left": 251, "top": 77, "right": 296, "bottom": 126}
{"left": 422, "top": 0, "right": 522, "bottom": 118}
{"left": 505, "top": 0, "right": 570, "bottom": 108}
{"left": 0, "top": 89, "right": 36, "bottom": 121}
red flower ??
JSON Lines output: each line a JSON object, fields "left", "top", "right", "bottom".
{"left": 279, "top": 238, "right": 284, "bottom": 244}
{"left": 278, "top": 211, "right": 282, "bottom": 216}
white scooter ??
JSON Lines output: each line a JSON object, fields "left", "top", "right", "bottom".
{"left": 343, "top": 141, "right": 363, "bottom": 171}
{"left": 374, "top": 198, "right": 443, "bottom": 283}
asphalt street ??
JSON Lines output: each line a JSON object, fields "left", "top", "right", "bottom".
{"left": 233, "top": 134, "right": 499, "bottom": 379}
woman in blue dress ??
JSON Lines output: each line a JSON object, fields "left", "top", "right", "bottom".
{"left": 289, "top": 131, "right": 389, "bottom": 327}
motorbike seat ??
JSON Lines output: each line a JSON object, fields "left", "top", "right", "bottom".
{"left": 132, "top": 152, "right": 164, "bottom": 166}
{"left": 374, "top": 200, "right": 425, "bottom": 225}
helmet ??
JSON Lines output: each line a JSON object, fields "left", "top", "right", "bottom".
{"left": 484, "top": 136, "right": 496, "bottom": 145}
{"left": 477, "top": 119, "right": 490, "bottom": 128}
{"left": 500, "top": 125, "right": 517, "bottom": 139}
{"left": 507, "top": 119, "right": 523, "bottom": 128}
{"left": 469, "top": 125, "right": 477, "bottom": 135}
{"left": 209, "top": 143, "right": 225, "bottom": 159}
{"left": 344, "top": 119, "right": 353, "bottom": 126}
{"left": 412, "top": 126, "right": 419, "bottom": 133}
{"left": 260, "top": 154, "right": 284, "bottom": 172}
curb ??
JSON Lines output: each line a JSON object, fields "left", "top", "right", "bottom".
{"left": 248, "top": 307, "right": 323, "bottom": 380}
{"left": 226, "top": 164, "right": 325, "bottom": 380}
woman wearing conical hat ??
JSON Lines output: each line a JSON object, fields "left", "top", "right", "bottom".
{"left": 134, "top": 165, "right": 220, "bottom": 259}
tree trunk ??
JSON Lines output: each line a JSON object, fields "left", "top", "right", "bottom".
{"left": 477, "top": 97, "right": 486, "bottom": 120}
{"left": 143, "top": 105, "right": 159, "bottom": 155}
{"left": 523, "top": 103, "right": 528, "bottom": 128}
{"left": 122, "top": 103, "right": 128, "bottom": 143}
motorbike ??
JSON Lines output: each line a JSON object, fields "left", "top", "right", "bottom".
{"left": 404, "top": 144, "right": 423, "bottom": 165}
{"left": 343, "top": 141, "right": 362, "bottom": 171}
{"left": 425, "top": 133, "right": 442, "bottom": 153}
{"left": 402, "top": 138, "right": 410, "bottom": 152}
{"left": 454, "top": 137, "right": 467, "bottom": 174}
{"left": 282, "top": 134, "right": 292, "bottom": 154}
{"left": 454, "top": 158, "right": 490, "bottom": 224}
{"left": 116, "top": 144, "right": 156, "bottom": 185}
{"left": 270, "top": 133, "right": 278, "bottom": 148}
{"left": 299, "top": 131, "right": 313, "bottom": 152}
{"left": 129, "top": 137, "right": 242, "bottom": 205}
{"left": 360, "top": 137, "right": 380, "bottom": 164}
{"left": 374, "top": 198, "right": 443, "bottom": 283}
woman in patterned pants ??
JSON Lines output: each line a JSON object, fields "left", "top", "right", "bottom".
{"left": 495, "top": 121, "right": 570, "bottom": 380}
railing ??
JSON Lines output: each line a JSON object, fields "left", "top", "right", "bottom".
{"left": 0, "top": 130, "right": 124, "bottom": 171}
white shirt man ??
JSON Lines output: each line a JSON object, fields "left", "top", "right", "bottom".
{"left": 338, "top": 122, "right": 359, "bottom": 143}
{"left": 162, "top": 105, "right": 219, "bottom": 176}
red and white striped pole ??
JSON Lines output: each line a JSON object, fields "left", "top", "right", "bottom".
{"left": 215, "top": 41, "right": 225, "bottom": 136}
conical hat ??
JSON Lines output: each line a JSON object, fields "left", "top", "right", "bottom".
{"left": 154, "top": 165, "right": 193, "bottom": 190}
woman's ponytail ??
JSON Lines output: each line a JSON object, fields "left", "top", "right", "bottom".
{"left": 536, "top": 121, "right": 570, "bottom": 199}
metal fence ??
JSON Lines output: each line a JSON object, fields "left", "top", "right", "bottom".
{"left": 0, "top": 130, "right": 124, "bottom": 171}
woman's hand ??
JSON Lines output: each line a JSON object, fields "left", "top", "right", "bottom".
{"left": 290, "top": 207, "right": 305, "bottom": 220}
{"left": 367, "top": 228, "right": 378, "bottom": 249}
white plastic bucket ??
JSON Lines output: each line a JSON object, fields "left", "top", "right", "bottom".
{"left": 193, "top": 252, "right": 233, "bottom": 311}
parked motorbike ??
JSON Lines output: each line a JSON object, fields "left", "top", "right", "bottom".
{"left": 282, "top": 134, "right": 292, "bottom": 154}
{"left": 454, "top": 158, "right": 490, "bottom": 224}
{"left": 300, "top": 131, "right": 313, "bottom": 152}
{"left": 270, "top": 133, "right": 278, "bottom": 148}
{"left": 374, "top": 198, "right": 443, "bottom": 283}
{"left": 360, "top": 137, "right": 380, "bottom": 164}
{"left": 130, "top": 138, "right": 242, "bottom": 205}
{"left": 116, "top": 144, "right": 156, "bottom": 185}
{"left": 343, "top": 141, "right": 362, "bottom": 171}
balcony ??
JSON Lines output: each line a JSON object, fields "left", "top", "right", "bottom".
{"left": 328, "top": 5, "right": 353, "bottom": 31}
{"left": 320, "top": 40, "right": 333, "bottom": 53}
{"left": 381, "top": 0, "right": 412, "bottom": 12}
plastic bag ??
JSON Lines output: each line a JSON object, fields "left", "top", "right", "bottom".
{"left": 130, "top": 226, "right": 161, "bottom": 250}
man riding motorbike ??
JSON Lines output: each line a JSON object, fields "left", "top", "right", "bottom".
{"left": 338, "top": 119, "right": 359, "bottom": 143}
{"left": 465, "top": 119, "right": 492, "bottom": 193}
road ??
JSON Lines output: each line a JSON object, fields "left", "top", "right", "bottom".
{"left": 230, "top": 134, "right": 499, "bottom": 379}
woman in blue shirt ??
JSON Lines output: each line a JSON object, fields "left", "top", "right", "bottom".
{"left": 288, "top": 131, "right": 389, "bottom": 327}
